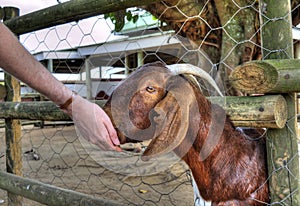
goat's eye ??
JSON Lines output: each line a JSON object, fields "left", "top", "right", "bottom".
{"left": 146, "top": 86, "right": 156, "bottom": 93}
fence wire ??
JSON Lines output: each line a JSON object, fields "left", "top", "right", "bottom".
{"left": 0, "top": 0, "right": 300, "bottom": 205}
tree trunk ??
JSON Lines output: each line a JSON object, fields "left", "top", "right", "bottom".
{"left": 143, "top": 0, "right": 300, "bottom": 94}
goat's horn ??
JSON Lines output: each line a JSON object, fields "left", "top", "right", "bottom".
{"left": 166, "top": 64, "right": 224, "bottom": 97}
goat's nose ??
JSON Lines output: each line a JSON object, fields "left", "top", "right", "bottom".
{"left": 151, "top": 107, "right": 167, "bottom": 124}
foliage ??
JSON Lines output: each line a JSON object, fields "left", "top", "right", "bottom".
{"left": 104, "top": 10, "right": 139, "bottom": 32}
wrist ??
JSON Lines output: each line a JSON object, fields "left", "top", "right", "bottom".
{"left": 58, "top": 91, "right": 77, "bottom": 115}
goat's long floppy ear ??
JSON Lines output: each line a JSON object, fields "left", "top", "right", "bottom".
{"left": 142, "top": 75, "right": 199, "bottom": 161}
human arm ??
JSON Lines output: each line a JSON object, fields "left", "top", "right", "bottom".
{"left": 0, "top": 22, "right": 120, "bottom": 151}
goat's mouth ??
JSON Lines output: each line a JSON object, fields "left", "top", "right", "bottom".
{"left": 141, "top": 103, "right": 186, "bottom": 161}
{"left": 115, "top": 107, "right": 173, "bottom": 156}
{"left": 115, "top": 107, "right": 164, "bottom": 145}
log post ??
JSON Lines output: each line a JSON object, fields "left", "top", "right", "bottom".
{"left": 3, "top": 6, "right": 23, "bottom": 206}
{"left": 229, "top": 59, "right": 300, "bottom": 94}
{"left": 259, "top": 1, "right": 299, "bottom": 205}
{"left": 209, "top": 95, "right": 287, "bottom": 129}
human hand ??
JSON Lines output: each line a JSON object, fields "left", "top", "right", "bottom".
{"left": 64, "top": 94, "right": 121, "bottom": 151}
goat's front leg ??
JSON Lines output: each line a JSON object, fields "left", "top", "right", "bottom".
{"left": 212, "top": 199, "right": 262, "bottom": 206}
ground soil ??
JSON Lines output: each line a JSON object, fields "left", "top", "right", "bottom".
{"left": 0, "top": 124, "right": 195, "bottom": 206}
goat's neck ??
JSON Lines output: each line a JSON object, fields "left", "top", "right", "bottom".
{"left": 182, "top": 118, "right": 237, "bottom": 200}
{"left": 181, "top": 94, "right": 239, "bottom": 199}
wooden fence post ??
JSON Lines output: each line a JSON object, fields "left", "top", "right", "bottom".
{"left": 3, "top": 6, "right": 23, "bottom": 206}
{"left": 259, "top": 0, "right": 300, "bottom": 204}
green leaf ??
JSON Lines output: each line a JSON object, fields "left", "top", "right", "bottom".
{"left": 126, "top": 11, "right": 132, "bottom": 21}
{"left": 104, "top": 13, "right": 109, "bottom": 19}
{"left": 132, "top": 15, "right": 139, "bottom": 23}
{"left": 152, "top": 15, "right": 158, "bottom": 21}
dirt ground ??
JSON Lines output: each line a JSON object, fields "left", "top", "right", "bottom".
{"left": 0, "top": 124, "right": 195, "bottom": 206}
{"left": 1, "top": 123, "right": 299, "bottom": 206}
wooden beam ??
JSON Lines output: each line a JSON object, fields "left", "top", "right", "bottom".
{"left": 209, "top": 95, "right": 287, "bottom": 129}
{"left": 229, "top": 59, "right": 300, "bottom": 94}
{"left": 3, "top": 0, "right": 157, "bottom": 35}
{"left": 0, "top": 95, "right": 287, "bottom": 129}
{"left": 0, "top": 170, "right": 123, "bottom": 206}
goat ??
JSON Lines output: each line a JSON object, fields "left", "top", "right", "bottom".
{"left": 104, "top": 62, "right": 269, "bottom": 205}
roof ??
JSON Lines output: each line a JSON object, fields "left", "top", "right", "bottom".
{"left": 31, "top": 11, "right": 178, "bottom": 74}
{"left": 33, "top": 30, "right": 182, "bottom": 73}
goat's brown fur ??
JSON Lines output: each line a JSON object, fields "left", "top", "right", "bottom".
{"left": 104, "top": 62, "right": 269, "bottom": 205}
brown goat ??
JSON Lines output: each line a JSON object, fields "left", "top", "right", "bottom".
{"left": 104, "top": 62, "right": 269, "bottom": 205}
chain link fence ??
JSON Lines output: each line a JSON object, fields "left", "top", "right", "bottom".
{"left": 0, "top": 0, "right": 300, "bottom": 205}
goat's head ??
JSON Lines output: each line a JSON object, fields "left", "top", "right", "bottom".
{"left": 104, "top": 62, "right": 222, "bottom": 160}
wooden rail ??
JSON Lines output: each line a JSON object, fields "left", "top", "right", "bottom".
{"left": 3, "top": 0, "right": 157, "bottom": 35}
{"left": 0, "top": 96, "right": 288, "bottom": 129}
{"left": 0, "top": 170, "right": 123, "bottom": 206}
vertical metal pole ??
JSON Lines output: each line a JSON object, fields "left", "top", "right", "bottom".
{"left": 137, "top": 51, "right": 144, "bottom": 68}
{"left": 124, "top": 53, "right": 130, "bottom": 77}
{"left": 85, "top": 59, "right": 92, "bottom": 100}
{"left": 3, "top": 6, "right": 23, "bottom": 206}
{"left": 47, "top": 59, "right": 53, "bottom": 73}
{"left": 259, "top": 0, "right": 299, "bottom": 205}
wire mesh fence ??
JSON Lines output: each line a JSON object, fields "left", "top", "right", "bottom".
{"left": 0, "top": 0, "right": 300, "bottom": 205}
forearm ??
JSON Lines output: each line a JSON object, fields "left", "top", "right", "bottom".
{"left": 0, "top": 23, "right": 120, "bottom": 150}
{"left": 0, "top": 23, "right": 72, "bottom": 105}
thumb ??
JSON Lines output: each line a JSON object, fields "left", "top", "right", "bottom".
{"left": 104, "top": 117, "right": 120, "bottom": 146}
